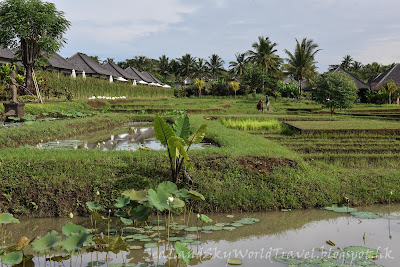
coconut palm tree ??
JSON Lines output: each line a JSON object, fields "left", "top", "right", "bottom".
{"left": 284, "top": 38, "right": 321, "bottom": 99}
{"left": 229, "top": 52, "right": 247, "bottom": 77}
{"left": 247, "top": 36, "right": 281, "bottom": 72}
{"left": 178, "top": 53, "right": 196, "bottom": 78}
{"left": 351, "top": 61, "right": 364, "bottom": 72}
{"left": 382, "top": 80, "right": 398, "bottom": 104}
{"left": 158, "top": 55, "right": 170, "bottom": 79}
{"left": 193, "top": 58, "right": 207, "bottom": 78}
{"left": 341, "top": 55, "right": 354, "bottom": 70}
{"left": 206, "top": 54, "right": 225, "bottom": 79}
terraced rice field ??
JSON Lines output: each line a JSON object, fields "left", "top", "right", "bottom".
{"left": 262, "top": 132, "right": 400, "bottom": 168}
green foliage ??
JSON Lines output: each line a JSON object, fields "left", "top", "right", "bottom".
{"left": 194, "top": 78, "right": 206, "bottom": 96}
{"left": 31, "top": 230, "right": 60, "bottom": 253}
{"left": 276, "top": 80, "right": 299, "bottom": 98}
{"left": 241, "top": 64, "right": 268, "bottom": 93}
{"left": 60, "top": 232, "right": 92, "bottom": 253}
{"left": 221, "top": 118, "right": 281, "bottom": 132}
{"left": 229, "top": 81, "right": 240, "bottom": 97}
{"left": 314, "top": 72, "right": 358, "bottom": 113}
{"left": 0, "top": 213, "right": 20, "bottom": 224}
{"left": 175, "top": 242, "right": 194, "bottom": 264}
{"left": 62, "top": 222, "right": 86, "bottom": 236}
{"left": 1, "top": 252, "right": 23, "bottom": 265}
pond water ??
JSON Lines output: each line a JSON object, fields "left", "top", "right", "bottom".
{"left": 28, "top": 122, "right": 217, "bottom": 151}
{"left": 5, "top": 204, "right": 400, "bottom": 266}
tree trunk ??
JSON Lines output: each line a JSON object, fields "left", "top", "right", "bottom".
{"left": 298, "top": 79, "right": 302, "bottom": 100}
{"left": 25, "top": 65, "right": 33, "bottom": 92}
{"left": 389, "top": 93, "right": 391, "bottom": 105}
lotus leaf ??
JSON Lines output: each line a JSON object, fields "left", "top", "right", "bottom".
{"left": 108, "top": 264, "right": 137, "bottom": 267}
{"left": 187, "top": 190, "right": 205, "bottom": 201}
{"left": 87, "top": 261, "right": 106, "bottom": 266}
{"left": 114, "top": 196, "right": 131, "bottom": 208}
{"left": 273, "top": 254, "right": 302, "bottom": 264}
{"left": 120, "top": 217, "right": 133, "bottom": 225}
{"left": 350, "top": 212, "right": 382, "bottom": 219}
{"left": 151, "top": 220, "right": 164, "bottom": 225}
{"left": 131, "top": 204, "right": 153, "bottom": 222}
{"left": 184, "top": 227, "right": 201, "bottom": 232}
{"left": 62, "top": 222, "right": 87, "bottom": 236}
{"left": 324, "top": 205, "right": 357, "bottom": 213}
{"left": 115, "top": 211, "right": 127, "bottom": 218}
{"left": 303, "top": 257, "right": 324, "bottom": 264}
{"left": 60, "top": 232, "right": 92, "bottom": 253}
{"left": 231, "top": 223, "right": 244, "bottom": 227}
{"left": 122, "top": 189, "right": 148, "bottom": 204}
{"left": 168, "top": 237, "right": 183, "bottom": 242}
{"left": 144, "top": 243, "right": 158, "bottom": 249}
{"left": 223, "top": 227, "right": 236, "bottom": 231}
{"left": 355, "top": 259, "right": 383, "bottom": 266}
{"left": 139, "top": 238, "right": 152, "bottom": 242}
{"left": 0, "top": 213, "right": 20, "bottom": 224}
{"left": 382, "top": 214, "right": 400, "bottom": 220}
{"left": 200, "top": 214, "right": 213, "bottom": 223}
{"left": 92, "top": 211, "right": 111, "bottom": 222}
{"left": 1, "top": 252, "right": 23, "bottom": 265}
{"left": 6, "top": 236, "right": 31, "bottom": 252}
{"left": 235, "top": 218, "right": 260, "bottom": 225}
{"left": 86, "top": 202, "right": 101, "bottom": 211}
{"left": 227, "top": 258, "right": 242, "bottom": 265}
{"left": 191, "top": 240, "right": 202, "bottom": 245}
{"left": 175, "top": 188, "right": 190, "bottom": 199}
{"left": 344, "top": 246, "right": 381, "bottom": 257}
{"left": 130, "top": 245, "right": 143, "bottom": 250}
{"left": 108, "top": 237, "right": 130, "bottom": 254}
{"left": 31, "top": 231, "right": 60, "bottom": 253}
{"left": 175, "top": 242, "right": 193, "bottom": 264}
{"left": 152, "top": 226, "right": 166, "bottom": 231}
{"left": 123, "top": 227, "right": 144, "bottom": 233}
{"left": 215, "top": 223, "right": 225, "bottom": 227}
{"left": 51, "top": 255, "right": 70, "bottom": 262}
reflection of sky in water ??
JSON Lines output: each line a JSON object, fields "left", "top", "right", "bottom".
{"left": 27, "top": 123, "right": 217, "bottom": 151}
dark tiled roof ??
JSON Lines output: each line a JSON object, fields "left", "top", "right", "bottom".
{"left": 125, "top": 67, "right": 149, "bottom": 82}
{"left": 67, "top": 52, "right": 113, "bottom": 76}
{"left": 333, "top": 67, "right": 370, "bottom": 90}
{"left": 103, "top": 62, "right": 137, "bottom": 80}
{"left": 283, "top": 76, "right": 308, "bottom": 89}
{"left": 142, "top": 71, "right": 162, "bottom": 84}
{"left": 370, "top": 64, "right": 400, "bottom": 91}
{"left": 47, "top": 53, "right": 82, "bottom": 71}
{"left": 0, "top": 47, "right": 16, "bottom": 60}
{"left": 146, "top": 72, "right": 163, "bottom": 84}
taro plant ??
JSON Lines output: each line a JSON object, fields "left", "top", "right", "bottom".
{"left": 154, "top": 114, "right": 207, "bottom": 183}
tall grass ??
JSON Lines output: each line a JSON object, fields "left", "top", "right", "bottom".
{"left": 220, "top": 117, "right": 281, "bottom": 131}
{"left": 39, "top": 71, "right": 174, "bottom": 99}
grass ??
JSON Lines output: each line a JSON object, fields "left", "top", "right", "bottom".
{"left": 220, "top": 117, "right": 281, "bottom": 132}
{"left": 287, "top": 119, "right": 400, "bottom": 130}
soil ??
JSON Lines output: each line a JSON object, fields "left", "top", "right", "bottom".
{"left": 87, "top": 101, "right": 107, "bottom": 108}
{"left": 237, "top": 156, "right": 297, "bottom": 173}
{"left": 187, "top": 108, "right": 222, "bottom": 113}
{"left": 221, "top": 104, "right": 232, "bottom": 109}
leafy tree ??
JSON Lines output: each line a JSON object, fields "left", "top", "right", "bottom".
{"left": 178, "top": 54, "right": 196, "bottom": 78}
{"left": 228, "top": 81, "right": 240, "bottom": 97}
{"left": 351, "top": 61, "right": 363, "bottom": 72}
{"left": 229, "top": 52, "right": 247, "bottom": 77}
{"left": 206, "top": 54, "right": 225, "bottom": 79}
{"left": 0, "top": 0, "right": 70, "bottom": 91}
{"left": 158, "top": 55, "right": 170, "bottom": 79}
{"left": 241, "top": 64, "right": 268, "bottom": 93}
{"left": 193, "top": 58, "right": 207, "bottom": 78}
{"left": 247, "top": 36, "right": 281, "bottom": 72}
{"left": 284, "top": 38, "right": 320, "bottom": 99}
{"left": 276, "top": 80, "right": 299, "bottom": 99}
{"left": 194, "top": 78, "right": 205, "bottom": 96}
{"left": 382, "top": 80, "right": 398, "bottom": 104}
{"left": 169, "top": 59, "right": 181, "bottom": 79}
{"left": 314, "top": 72, "right": 358, "bottom": 113}
{"left": 89, "top": 56, "right": 100, "bottom": 63}
{"left": 341, "top": 55, "right": 353, "bottom": 70}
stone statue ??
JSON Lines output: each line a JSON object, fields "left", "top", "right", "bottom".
{"left": 10, "top": 69, "right": 18, "bottom": 103}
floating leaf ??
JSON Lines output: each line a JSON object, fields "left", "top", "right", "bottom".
{"left": 226, "top": 215, "right": 235, "bottom": 218}
{"left": 0, "top": 213, "right": 20, "bottom": 224}
{"left": 120, "top": 217, "right": 133, "bottom": 226}
{"left": 87, "top": 261, "right": 106, "bottom": 266}
{"left": 343, "top": 246, "right": 381, "bottom": 257}
{"left": 31, "top": 231, "right": 60, "bottom": 253}
{"left": 273, "top": 254, "right": 302, "bottom": 264}
{"left": 231, "top": 223, "right": 244, "bottom": 227}
{"left": 227, "top": 258, "right": 242, "bottom": 265}
{"left": 1, "top": 252, "right": 23, "bottom": 265}
{"left": 200, "top": 214, "right": 213, "bottom": 223}
{"left": 114, "top": 196, "right": 130, "bottom": 208}
{"left": 351, "top": 212, "right": 381, "bottom": 219}
{"left": 324, "top": 205, "right": 357, "bottom": 213}
{"left": 234, "top": 218, "right": 259, "bottom": 225}
{"left": 6, "top": 236, "right": 31, "bottom": 252}
{"left": 122, "top": 189, "right": 148, "bottom": 203}
{"left": 130, "top": 245, "right": 143, "bottom": 250}
{"left": 144, "top": 243, "right": 158, "bottom": 249}
{"left": 92, "top": 211, "right": 111, "bottom": 222}
{"left": 151, "top": 220, "right": 164, "bottom": 225}
{"left": 62, "top": 222, "right": 86, "bottom": 236}
{"left": 223, "top": 227, "right": 236, "bottom": 231}
{"left": 152, "top": 226, "right": 166, "bottom": 231}
{"left": 175, "top": 242, "right": 193, "bottom": 264}
{"left": 86, "top": 202, "right": 101, "bottom": 211}
{"left": 60, "top": 232, "right": 92, "bottom": 253}
{"left": 184, "top": 227, "right": 201, "bottom": 232}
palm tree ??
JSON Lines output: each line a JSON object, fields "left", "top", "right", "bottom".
{"left": 158, "top": 55, "right": 170, "bottom": 79}
{"left": 284, "top": 38, "right": 321, "bottom": 99}
{"left": 229, "top": 52, "right": 247, "bottom": 77}
{"left": 193, "top": 58, "right": 207, "bottom": 78}
{"left": 247, "top": 36, "right": 281, "bottom": 72}
{"left": 341, "top": 55, "right": 353, "bottom": 70}
{"left": 351, "top": 61, "right": 364, "bottom": 72}
{"left": 382, "top": 80, "right": 398, "bottom": 104}
{"left": 206, "top": 54, "right": 225, "bottom": 79}
{"left": 178, "top": 54, "right": 196, "bottom": 78}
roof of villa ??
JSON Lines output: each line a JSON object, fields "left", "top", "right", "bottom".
{"left": 333, "top": 66, "right": 370, "bottom": 90}
{"left": 67, "top": 52, "right": 113, "bottom": 76}
{"left": 125, "top": 66, "right": 150, "bottom": 82}
{"left": 47, "top": 53, "right": 82, "bottom": 72}
{"left": 142, "top": 71, "right": 163, "bottom": 84}
{"left": 370, "top": 64, "right": 400, "bottom": 90}
{"left": 0, "top": 47, "right": 16, "bottom": 60}
{"left": 103, "top": 62, "right": 137, "bottom": 80}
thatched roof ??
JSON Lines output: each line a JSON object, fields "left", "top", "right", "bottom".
{"left": 47, "top": 53, "right": 82, "bottom": 72}
{"left": 125, "top": 66, "right": 150, "bottom": 82}
{"left": 103, "top": 62, "right": 137, "bottom": 80}
{"left": 67, "top": 52, "right": 113, "bottom": 76}
{"left": 0, "top": 47, "right": 16, "bottom": 60}
{"left": 142, "top": 71, "right": 163, "bottom": 84}
{"left": 370, "top": 64, "right": 400, "bottom": 91}
{"left": 333, "top": 66, "right": 370, "bottom": 90}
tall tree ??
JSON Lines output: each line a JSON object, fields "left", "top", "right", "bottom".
{"left": 229, "top": 52, "right": 247, "bottom": 77}
{"left": 0, "top": 0, "right": 70, "bottom": 91}
{"left": 247, "top": 36, "right": 281, "bottom": 72}
{"left": 382, "top": 80, "right": 398, "bottom": 104}
{"left": 158, "top": 55, "right": 170, "bottom": 79}
{"left": 284, "top": 38, "right": 320, "bottom": 99}
{"left": 351, "top": 61, "right": 364, "bottom": 72}
{"left": 206, "top": 54, "right": 225, "bottom": 79}
{"left": 341, "top": 55, "right": 353, "bottom": 70}
{"left": 178, "top": 53, "right": 196, "bottom": 78}
{"left": 193, "top": 58, "right": 207, "bottom": 78}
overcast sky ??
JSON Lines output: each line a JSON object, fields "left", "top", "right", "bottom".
{"left": 52, "top": 0, "right": 400, "bottom": 72}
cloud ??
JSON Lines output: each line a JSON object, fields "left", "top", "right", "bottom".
{"left": 357, "top": 36, "right": 400, "bottom": 64}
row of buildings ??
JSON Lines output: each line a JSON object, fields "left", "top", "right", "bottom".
{"left": 0, "top": 48, "right": 170, "bottom": 88}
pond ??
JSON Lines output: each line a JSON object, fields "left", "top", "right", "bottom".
{"left": 5, "top": 204, "right": 399, "bottom": 266}
{"left": 27, "top": 122, "right": 218, "bottom": 151}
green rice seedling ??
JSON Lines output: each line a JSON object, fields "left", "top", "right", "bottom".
{"left": 221, "top": 117, "right": 281, "bottom": 132}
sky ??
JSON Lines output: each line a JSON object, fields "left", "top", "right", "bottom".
{"left": 52, "top": 0, "right": 400, "bottom": 72}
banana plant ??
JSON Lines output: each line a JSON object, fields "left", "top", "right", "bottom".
{"left": 154, "top": 114, "right": 207, "bottom": 183}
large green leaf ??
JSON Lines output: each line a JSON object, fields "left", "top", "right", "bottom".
{"left": 114, "top": 196, "right": 130, "bottom": 208}
{"left": 31, "top": 230, "right": 60, "bottom": 253}
{"left": 120, "top": 217, "right": 133, "bottom": 226}
{"left": 187, "top": 124, "right": 207, "bottom": 145}
{"left": 167, "top": 136, "right": 186, "bottom": 161}
{"left": 147, "top": 189, "right": 169, "bottom": 212}
{"left": 1, "top": 252, "right": 23, "bottom": 265}
{"left": 324, "top": 205, "right": 357, "bottom": 213}
{"left": 174, "top": 140, "right": 189, "bottom": 161}
{"left": 157, "top": 181, "right": 179, "bottom": 195}
{"left": 122, "top": 189, "right": 148, "bottom": 203}
{"left": 62, "top": 222, "right": 87, "bottom": 236}
{"left": 350, "top": 211, "right": 381, "bottom": 219}
{"left": 60, "top": 232, "right": 92, "bottom": 253}
{"left": 0, "top": 213, "right": 20, "bottom": 224}
{"left": 175, "top": 242, "right": 193, "bottom": 264}
{"left": 92, "top": 211, "right": 111, "bottom": 222}
{"left": 154, "top": 116, "right": 175, "bottom": 146}
{"left": 187, "top": 190, "right": 205, "bottom": 201}
{"left": 200, "top": 214, "right": 213, "bottom": 223}
{"left": 86, "top": 202, "right": 101, "bottom": 211}
{"left": 5, "top": 237, "right": 31, "bottom": 253}
{"left": 131, "top": 204, "right": 153, "bottom": 222}
{"left": 173, "top": 114, "right": 190, "bottom": 141}
{"left": 171, "top": 198, "right": 185, "bottom": 209}
{"left": 108, "top": 237, "right": 130, "bottom": 254}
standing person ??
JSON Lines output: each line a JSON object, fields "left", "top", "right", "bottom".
{"left": 266, "top": 95, "right": 270, "bottom": 111}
